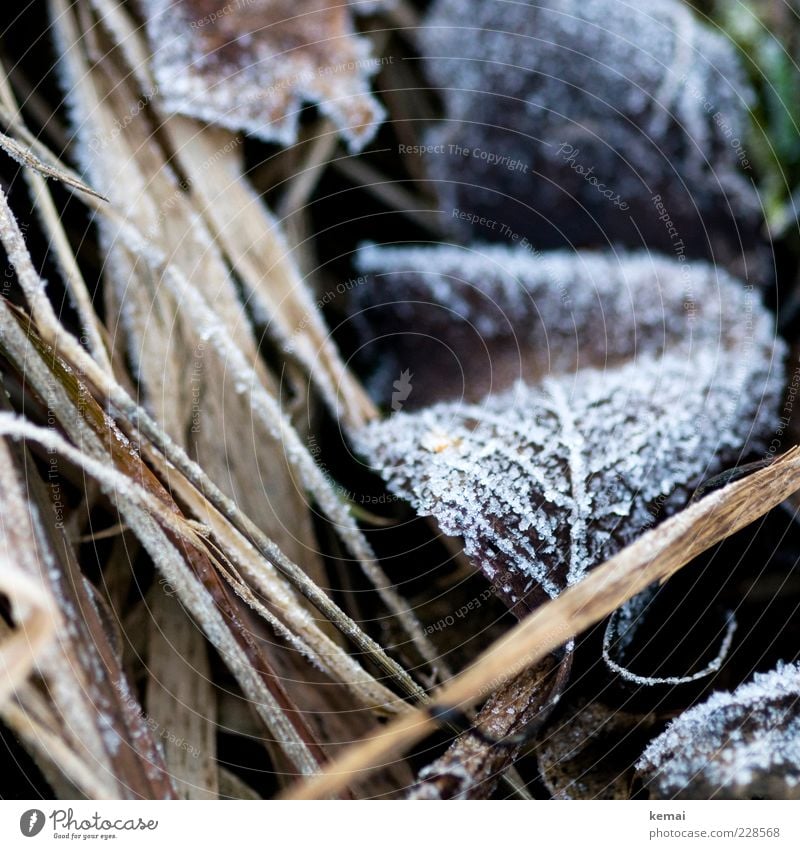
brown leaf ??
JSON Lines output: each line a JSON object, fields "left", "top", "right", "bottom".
{"left": 142, "top": 0, "right": 386, "bottom": 150}
{"left": 416, "top": 0, "right": 765, "bottom": 280}
{"left": 637, "top": 663, "right": 800, "bottom": 799}
{"left": 602, "top": 583, "right": 736, "bottom": 687}
{"left": 284, "top": 448, "right": 800, "bottom": 799}
{"left": 353, "top": 245, "right": 784, "bottom": 614}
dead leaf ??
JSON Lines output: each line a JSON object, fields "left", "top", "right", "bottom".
{"left": 284, "top": 448, "right": 800, "bottom": 799}
{"left": 416, "top": 0, "right": 765, "bottom": 280}
{"left": 142, "top": 0, "right": 386, "bottom": 151}
{"left": 637, "top": 662, "right": 800, "bottom": 799}
{"left": 352, "top": 245, "right": 784, "bottom": 614}
{"left": 538, "top": 700, "right": 658, "bottom": 799}
{"left": 603, "top": 583, "right": 736, "bottom": 687}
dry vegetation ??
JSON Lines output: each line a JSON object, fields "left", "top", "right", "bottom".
{"left": 1, "top": 0, "right": 800, "bottom": 801}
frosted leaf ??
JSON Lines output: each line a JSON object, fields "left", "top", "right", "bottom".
{"left": 354, "top": 242, "right": 779, "bottom": 408}
{"left": 637, "top": 663, "right": 800, "bottom": 799}
{"left": 142, "top": 0, "right": 386, "bottom": 151}
{"left": 416, "top": 0, "right": 764, "bottom": 279}
{"left": 351, "top": 244, "right": 784, "bottom": 614}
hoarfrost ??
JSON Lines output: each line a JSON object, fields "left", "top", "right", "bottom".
{"left": 637, "top": 663, "right": 800, "bottom": 799}
{"left": 352, "top": 244, "right": 784, "bottom": 613}
{"left": 603, "top": 585, "right": 737, "bottom": 686}
{"left": 142, "top": 0, "right": 386, "bottom": 151}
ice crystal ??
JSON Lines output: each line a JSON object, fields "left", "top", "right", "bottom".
{"left": 142, "top": 0, "right": 386, "bottom": 151}
{"left": 416, "top": 0, "right": 764, "bottom": 279}
{"left": 352, "top": 244, "right": 784, "bottom": 613}
{"left": 637, "top": 663, "right": 800, "bottom": 799}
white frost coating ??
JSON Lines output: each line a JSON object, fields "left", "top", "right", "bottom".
{"left": 120, "top": 504, "right": 322, "bottom": 777}
{"left": 603, "top": 586, "right": 737, "bottom": 687}
{"left": 355, "top": 243, "right": 767, "bottom": 377}
{"left": 0, "top": 411, "right": 397, "bottom": 711}
{"left": 147, "top": 257, "right": 439, "bottom": 663}
{"left": 353, "top": 245, "right": 784, "bottom": 612}
{"left": 637, "top": 663, "right": 800, "bottom": 798}
{"left": 420, "top": 0, "right": 754, "bottom": 155}
{"left": 57, "top": 8, "right": 436, "bottom": 667}
{"left": 141, "top": 0, "right": 386, "bottom": 152}
{"left": 0, "top": 413, "right": 344, "bottom": 688}
{"left": 413, "top": 761, "right": 475, "bottom": 800}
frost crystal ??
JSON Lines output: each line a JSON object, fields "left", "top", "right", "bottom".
{"left": 352, "top": 244, "right": 784, "bottom": 613}
{"left": 142, "top": 0, "right": 386, "bottom": 151}
{"left": 603, "top": 585, "right": 736, "bottom": 686}
{"left": 637, "top": 663, "right": 800, "bottom": 799}
{"left": 416, "top": 0, "right": 764, "bottom": 279}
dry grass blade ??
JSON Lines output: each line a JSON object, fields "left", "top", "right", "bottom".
{"left": 146, "top": 591, "right": 218, "bottom": 800}
{"left": 0, "top": 563, "right": 56, "bottom": 708}
{"left": 0, "top": 224, "right": 318, "bottom": 778}
{"left": 0, "top": 100, "right": 99, "bottom": 194}
{"left": 0, "top": 424, "right": 175, "bottom": 798}
{"left": 1, "top": 693, "right": 115, "bottom": 800}
{"left": 276, "top": 122, "right": 340, "bottom": 220}
{"left": 284, "top": 447, "right": 800, "bottom": 798}
{"left": 332, "top": 156, "right": 442, "bottom": 232}
{"left": 86, "top": 7, "right": 334, "bottom": 367}
{"left": 0, "top": 408, "right": 322, "bottom": 777}
{"left": 0, "top": 67, "right": 113, "bottom": 373}
{"left": 0, "top": 77, "right": 425, "bottom": 711}
{"left": 409, "top": 654, "right": 571, "bottom": 799}
{"left": 49, "top": 0, "right": 441, "bottom": 689}
{"left": 0, "top": 276, "right": 337, "bottom": 779}
{"left": 161, "top": 117, "right": 377, "bottom": 430}
{"left": 172, "top": 478, "right": 405, "bottom": 713}
{"left": 0, "top": 122, "right": 106, "bottom": 202}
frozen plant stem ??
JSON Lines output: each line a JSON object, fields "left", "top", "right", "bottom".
{"left": 0, "top": 66, "right": 112, "bottom": 373}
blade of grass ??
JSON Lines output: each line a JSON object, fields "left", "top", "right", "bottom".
{"left": 0, "top": 63, "right": 113, "bottom": 373}
{"left": 0, "top": 125, "right": 107, "bottom": 201}
{"left": 0, "top": 409, "right": 326, "bottom": 777}
{"left": 0, "top": 423, "right": 176, "bottom": 798}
